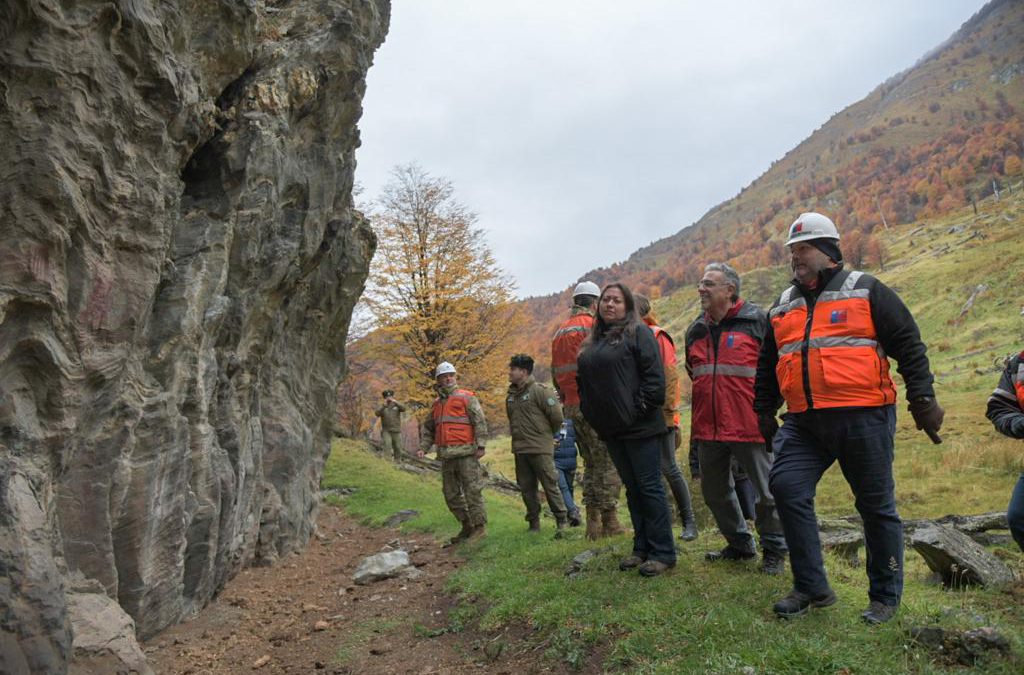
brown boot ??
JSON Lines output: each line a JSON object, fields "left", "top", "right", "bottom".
{"left": 444, "top": 521, "right": 472, "bottom": 547}
{"left": 465, "top": 524, "right": 487, "bottom": 542}
{"left": 601, "top": 508, "right": 626, "bottom": 537}
{"left": 585, "top": 506, "right": 602, "bottom": 541}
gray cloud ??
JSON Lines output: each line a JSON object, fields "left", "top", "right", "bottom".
{"left": 357, "top": 1, "right": 988, "bottom": 297}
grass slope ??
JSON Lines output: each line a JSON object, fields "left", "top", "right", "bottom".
{"left": 325, "top": 437, "right": 1023, "bottom": 673}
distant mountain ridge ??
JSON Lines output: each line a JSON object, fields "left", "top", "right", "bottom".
{"left": 515, "top": 0, "right": 1023, "bottom": 370}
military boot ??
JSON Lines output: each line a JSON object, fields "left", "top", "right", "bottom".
{"left": 553, "top": 519, "right": 568, "bottom": 540}
{"left": 527, "top": 518, "right": 541, "bottom": 533}
{"left": 601, "top": 508, "right": 626, "bottom": 537}
{"left": 465, "top": 524, "right": 487, "bottom": 542}
{"left": 443, "top": 521, "right": 473, "bottom": 547}
{"left": 585, "top": 506, "right": 602, "bottom": 541}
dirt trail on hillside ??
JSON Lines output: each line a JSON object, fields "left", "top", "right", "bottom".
{"left": 143, "top": 505, "right": 585, "bottom": 674}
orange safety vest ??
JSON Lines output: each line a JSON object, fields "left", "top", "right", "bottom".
{"left": 649, "top": 323, "right": 681, "bottom": 427}
{"left": 769, "top": 270, "right": 896, "bottom": 413}
{"left": 431, "top": 388, "right": 477, "bottom": 446}
{"left": 551, "top": 312, "right": 593, "bottom": 406}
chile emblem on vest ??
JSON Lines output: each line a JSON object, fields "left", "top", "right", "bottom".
{"left": 769, "top": 270, "right": 896, "bottom": 412}
{"left": 432, "top": 389, "right": 476, "bottom": 446}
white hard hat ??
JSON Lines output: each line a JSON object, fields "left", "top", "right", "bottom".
{"left": 572, "top": 281, "right": 600, "bottom": 298}
{"left": 785, "top": 212, "right": 840, "bottom": 246}
{"left": 435, "top": 361, "right": 456, "bottom": 377}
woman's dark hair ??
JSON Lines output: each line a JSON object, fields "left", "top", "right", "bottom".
{"left": 585, "top": 282, "right": 640, "bottom": 347}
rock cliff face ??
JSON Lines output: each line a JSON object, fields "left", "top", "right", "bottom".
{"left": 0, "top": 1, "right": 389, "bottom": 671}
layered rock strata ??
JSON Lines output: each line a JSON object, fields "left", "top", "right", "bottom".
{"left": 0, "top": 1, "right": 389, "bottom": 671}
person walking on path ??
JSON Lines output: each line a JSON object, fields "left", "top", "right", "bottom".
{"left": 417, "top": 362, "right": 489, "bottom": 546}
{"left": 551, "top": 281, "right": 625, "bottom": 540}
{"left": 985, "top": 347, "right": 1024, "bottom": 551}
{"left": 577, "top": 282, "right": 675, "bottom": 577}
{"left": 375, "top": 390, "right": 406, "bottom": 461}
{"left": 636, "top": 293, "right": 698, "bottom": 542}
{"left": 755, "top": 212, "right": 944, "bottom": 624}
{"left": 505, "top": 353, "right": 570, "bottom": 537}
{"left": 684, "top": 262, "right": 787, "bottom": 575}
{"left": 554, "top": 420, "right": 582, "bottom": 526}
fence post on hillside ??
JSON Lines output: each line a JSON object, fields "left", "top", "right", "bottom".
{"left": 992, "top": 179, "right": 1001, "bottom": 201}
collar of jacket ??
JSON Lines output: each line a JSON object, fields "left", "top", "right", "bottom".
{"left": 570, "top": 304, "right": 595, "bottom": 317}
{"left": 435, "top": 384, "right": 457, "bottom": 398}
{"left": 699, "top": 298, "right": 758, "bottom": 327}
{"left": 508, "top": 376, "right": 536, "bottom": 395}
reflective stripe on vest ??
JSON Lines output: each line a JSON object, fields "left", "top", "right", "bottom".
{"left": 432, "top": 390, "right": 476, "bottom": 446}
{"left": 690, "top": 363, "right": 758, "bottom": 378}
{"left": 770, "top": 270, "right": 896, "bottom": 412}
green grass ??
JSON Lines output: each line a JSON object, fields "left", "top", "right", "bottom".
{"left": 324, "top": 439, "right": 1024, "bottom": 673}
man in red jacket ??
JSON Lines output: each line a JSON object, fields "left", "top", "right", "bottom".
{"left": 685, "top": 262, "right": 787, "bottom": 575}
{"left": 551, "top": 281, "right": 624, "bottom": 539}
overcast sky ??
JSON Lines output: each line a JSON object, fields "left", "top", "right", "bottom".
{"left": 356, "top": 1, "right": 989, "bottom": 298}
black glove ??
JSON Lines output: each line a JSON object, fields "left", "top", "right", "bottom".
{"left": 908, "top": 396, "right": 944, "bottom": 444}
{"left": 758, "top": 413, "right": 779, "bottom": 448}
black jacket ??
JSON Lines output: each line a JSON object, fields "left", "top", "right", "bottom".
{"left": 754, "top": 266, "right": 935, "bottom": 414}
{"left": 577, "top": 322, "right": 667, "bottom": 440}
{"left": 986, "top": 352, "right": 1024, "bottom": 439}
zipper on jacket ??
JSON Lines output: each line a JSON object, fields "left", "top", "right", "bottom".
{"left": 801, "top": 293, "right": 815, "bottom": 409}
{"left": 709, "top": 323, "right": 721, "bottom": 441}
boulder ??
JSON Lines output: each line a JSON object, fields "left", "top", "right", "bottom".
{"left": 908, "top": 626, "right": 1012, "bottom": 666}
{"left": 909, "top": 523, "right": 1015, "bottom": 588}
{"left": 352, "top": 550, "right": 413, "bottom": 585}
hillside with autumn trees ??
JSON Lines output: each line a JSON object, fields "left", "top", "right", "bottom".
{"left": 511, "top": 0, "right": 1024, "bottom": 379}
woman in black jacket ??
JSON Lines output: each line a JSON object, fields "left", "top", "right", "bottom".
{"left": 577, "top": 282, "right": 675, "bottom": 576}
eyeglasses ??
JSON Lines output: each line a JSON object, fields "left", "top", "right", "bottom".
{"left": 697, "top": 280, "right": 720, "bottom": 288}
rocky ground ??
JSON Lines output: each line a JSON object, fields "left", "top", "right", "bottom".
{"left": 143, "top": 505, "right": 592, "bottom": 674}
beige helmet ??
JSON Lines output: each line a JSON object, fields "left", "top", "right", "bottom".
{"left": 785, "top": 212, "right": 840, "bottom": 246}
{"left": 435, "top": 361, "right": 456, "bottom": 377}
{"left": 572, "top": 281, "right": 600, "bottom": 298}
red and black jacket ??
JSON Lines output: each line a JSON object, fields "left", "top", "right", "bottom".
{"left": 986, "top": 351, "right": 1024, "bottom": 439}
{"left": 685, "top": 299, "right": 766, "bottom": 443}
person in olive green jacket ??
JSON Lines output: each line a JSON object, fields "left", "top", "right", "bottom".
{"left": 506, "top": 353, "right": 569, "bottom": 536}
{"left": 375, "top": 389, "right": 406, "bottom": 460}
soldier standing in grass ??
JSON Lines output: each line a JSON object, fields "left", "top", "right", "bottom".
{"left": 551, "top": 281, "right": 625, "bottom": 540}
{"left": 505, "top": 353, "right": 569, "bottom": 537}
{"left": 685, "top": 262, "right": 787, "bottom": 575}
{"left": 985, "top": 347, "right": 1024, "bottom": 552}
{"left": 375, "top": 389, "right": 406, "bottom": 461}
{"left": 755, "top": 212, "right": 944, "bottom": 624}
{"left": 417, "top": 362, "right": 488, "bottom": 545}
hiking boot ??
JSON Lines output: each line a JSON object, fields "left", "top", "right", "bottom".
{"left": 638, "top": 560, "right": 675, "bottom": 577}
{"left": 861, "top": 601, "right": 898, "bottom": 625}
{"left": 601, "top": 509, "right": 626, "bottom": 537}
{"left": 773, "top": 589, "right": 837, "bottom": 619}
{"left": 679, "top": 521, "right": 699, "bottom": 542}
{"left": 553, "top": 520, "right": 568, "bottom": 540}
{"left": 568, "top": 509, "right": 582, "bottom": 527}
{"left": 527, "top": 518, "right": 541, "bottom": 533}
{"left": 705, "top": 546, "right": 756, "bottom": 563}
{"left": 759, "top": 551, "right": 786, "bottom": 576}
{"left": 443, "top": 522, "right": 473, "bottom": 547}
{"left": 465, "top": 524, "right": 487, "bottom": 542}
{"left": 618, "top": 554, "right": 645, "bottom": 571}
{"left": 585, "top": 506, "right": 602, "bottom": 541}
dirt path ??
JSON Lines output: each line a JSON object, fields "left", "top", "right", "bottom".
{"left": 143, "top": 505, "right": 579, "bottom": 674}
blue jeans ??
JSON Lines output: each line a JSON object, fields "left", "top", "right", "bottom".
{"left": 1008, "top": 473, "right": 1024, "bottom": 552}
{"left": 769, "top": 406, "right": 901, "bottom": 605}
{"left": 606, "top": 435, "right": 677, "bottom": 565}
{"left": 556, "top": 466, "right": 578, "bottom": 515}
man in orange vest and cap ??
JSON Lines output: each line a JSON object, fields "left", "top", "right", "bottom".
{"left": 551, "top": 281, "right": 624, "bottom": 539}
{"left": 755, "top": 212, "right": 944, "bottom": 625}
{"left": 418, "top": 361, "right": 489, "bottom": 545}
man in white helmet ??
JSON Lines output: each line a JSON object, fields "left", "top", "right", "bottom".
{"left": 418, "top": 361, "right": 489, "bottom": 545}
{"left": 755, "top": 212, "right": 944, "bottom": 625}
{"left": 551, "top": 281, "right": 624, "bottom": 540}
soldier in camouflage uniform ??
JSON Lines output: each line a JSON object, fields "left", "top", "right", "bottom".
{"left": 375, "top": 389, "right": 406, "bottom": 460}
{"left": 551, "top": 281, "right": 624, "bottom": 539}
{"left": 417, "top": 361, "right": 489, "bottom": 545}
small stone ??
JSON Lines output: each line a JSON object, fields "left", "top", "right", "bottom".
{"left": 313, "top": 620, "right": 330, "bottom": 631}
{"left": 252, "top": 655, "right": 271, "bottom": 669}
